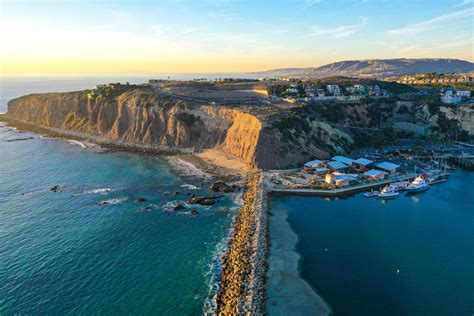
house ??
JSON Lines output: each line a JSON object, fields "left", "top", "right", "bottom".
{"left": 368, "top": 85, "right": 382, "bottom": 96}
{"left": 353, "top": 158, "right": 373, "bottom": 172}
{"left": 375, "top": 162, "right": 400, "bottom": 174}
{"left": 332, "top": 156, "right": 355, "bottom": 166}
{"left": 325, "top": 173, "right": 349, "bottom": 186}
{"left": 314, "top": 167, "right": 330, "bottom": 175}
{"left": 327, "top": 160, "right": 352, "bottom": 172}
{"left": 441, "top": 92, "right": 461, "bottom": 104}
{"left": 287, "top": 88, "right": 299, "bottom": 94}
{"left": 303, "top": 159, "right": 325, "bottom": 172}
{"left": 354, "top": 84, "right": 365, "bottom": 92}
{"left": 364, "top": 169, "right": 388, "bottom": 181}
{"left": 334, "top": 175, "right": 350, "bottom": 187}
{"left": 456, "top": 90, "right": 471, "bottom": 98}
{"left": 326, "top": 85, "right": 341, "bottom": 96}
{"left": 316, "top": 89, "right": 325, "bottom": 97}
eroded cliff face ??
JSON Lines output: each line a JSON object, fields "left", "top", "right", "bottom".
{"left": 440, "top": 105, "right": 474, "bottom": 136}
{"left": 5, "top": 88, "right": 349, "bottom": 169}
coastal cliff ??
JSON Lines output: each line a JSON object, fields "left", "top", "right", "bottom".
{"left": 4, "top": 87, "right": 348, "bottom": 169}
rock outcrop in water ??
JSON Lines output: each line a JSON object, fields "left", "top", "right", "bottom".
{"left": 4, "top": 86, "right": 350, "bottom": 169}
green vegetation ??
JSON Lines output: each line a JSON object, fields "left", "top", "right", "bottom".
{"left": 64, "top": 112, "right": 75, "bottom": 125}
{"left": 432, "top": 112, "right": 469, "bottom": 141}
{"left": 409, "top": 82, "right": 473, "bottom": 91}
{"left": 70, "top": 117, "right": 87, "bottom": 128}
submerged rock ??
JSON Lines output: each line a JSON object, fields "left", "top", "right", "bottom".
{"left": 50, "top": 185, "right": 59, "bottom": 192}
{"left": 136, "top": 197, "right": 147, "bottom": 203}
{"left": 173, "top": 203, "right": 185, "bottom": 211}
{"left": 210, "top": 181, "right": 233, "bottom": 193}
{"left": 191, "top": 209, "right": 199, "bottom": 216}
{"left": 187, "top": 195, "right": 221, "bottom": 205}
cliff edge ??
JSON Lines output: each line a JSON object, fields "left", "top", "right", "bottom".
{"left": 3, "top": 86, "right": 347, "bottom": 169}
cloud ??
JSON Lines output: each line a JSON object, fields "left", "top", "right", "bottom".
{"left": 303, "top": 0, "right": 322, "bottom": 8}
{"left": 454, "top": 0, "right": 473, "bottom": 7}
{"left": 209, "top": 9, "right": 245, "bottom": 21}
{"left": 387, "top": 8, "right": 474, "bottom": 35}
{"left": 306, "top": 17, "right": 368, "bottom": 38}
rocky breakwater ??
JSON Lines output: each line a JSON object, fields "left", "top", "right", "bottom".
{"left": 214, "top": 172, "right": 269, "bottom": 314}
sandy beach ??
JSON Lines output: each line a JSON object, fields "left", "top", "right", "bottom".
{"left": 266, "top": 203, "right": 332, "bottom": 316}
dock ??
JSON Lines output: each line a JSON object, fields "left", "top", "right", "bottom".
{"left": 267, "top": 174, "right": 417, "bottom": 197}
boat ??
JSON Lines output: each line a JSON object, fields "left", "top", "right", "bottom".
{"left": 388, "top": 181, "right": 409, "bottom": 192}
{"left": 405, "top": 176, "right": 430, "bottom": 193}
{"left": 364, "top": 190, "right": 379, "bottom": 198}
{"left": 378, "top": 186, "right": 399, "bottom": 199}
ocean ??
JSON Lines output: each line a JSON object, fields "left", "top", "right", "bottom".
{"left": 0, "top": 75, "right": 241, "bottom": 314}
{"left": 272, "top": 170, "right": 474, "bottom": 315}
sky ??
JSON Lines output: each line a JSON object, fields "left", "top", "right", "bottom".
{"left": 0, "top": 0, "right": 473, "bottom": 74}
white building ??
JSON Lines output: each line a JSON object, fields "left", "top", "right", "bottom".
{"left": 441, "top": 90, "right": 461, "bottom": 104}
{"left": 326, "top": 85, "right": 341, "bottom": 96}
{"left": 354, "top": 84, "right": 365, "bottom": 92}
{"left": 456, "top": 90, "right": 471, "bottom": 98}
{"left": 287, "top": 88, "right": 299, "bottom": 94}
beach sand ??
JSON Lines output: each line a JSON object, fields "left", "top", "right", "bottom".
{"left": 196, "top": 148, "right": 251, "bottom": 174}
{"left": 266, "top": 205, "right": 332, "bottom": 316}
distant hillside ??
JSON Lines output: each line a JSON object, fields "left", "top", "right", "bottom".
{"left": 255, "top": 58, "right": 474, "bottom": 78}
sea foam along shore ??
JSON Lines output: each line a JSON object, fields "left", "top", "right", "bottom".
{"left": 213, "top": 172, "right": 269, "bottom": 314}
{"left": 0, "top": 115, "right": 193, "bottom": 156}
{"left": 266, "top": 199, "right": 332, "bottom": 315}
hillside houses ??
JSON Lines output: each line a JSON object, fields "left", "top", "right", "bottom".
{"left": 396, "top": 73, "right": 473, "bottom": 85}
{"left": 440, "top": 89, "right": 471, "bottom": 104}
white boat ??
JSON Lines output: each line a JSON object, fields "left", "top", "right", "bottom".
{"left": 378, "top": 186, "right": 399, "bottom": 199}
{"left": 389, "top": 181, "right": 409, "bottom": 192}
{"left": 405, "top": 176, "right": 430, "bottom": 193}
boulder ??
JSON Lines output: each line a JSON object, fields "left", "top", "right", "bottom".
{"left": 187, "top": 195, "right": 221, "bottom": 205}
{"left": 136, "top": 197, "right": 147, "bottom": 203}
{"left": 50, "top": 185, "right": 59, "bottom": 192}
{"left": 191, "top": 210, "right": 199, "bottom": 216}
{"left": 210, "top": 181, "right": 233, "bottom": 193}
{"left": 173, "top": 203, "right": 185, "bottom": 211}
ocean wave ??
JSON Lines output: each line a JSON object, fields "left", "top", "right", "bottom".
{"left": 180, "top": 183, "right": 200, "bottom": 190}
{"left": 168, "top": 158, "right": 210, "bottom": 178}
{"left": 138, "top": 204, "right": 158, "bottom": 212}
{"left": 68, "top": 140, "right": 87, "bottom": 148}
{"left": 75, "top": 188, "right": 113, "bottom": 196}
{"left": 162, "top": 200, "right": 189, "bottom": 212}
{"left": 99, "top": 197, "right": 128, "bottom": 206}
{"left": 203, "top": 220, "right": 235, "bottom": 314}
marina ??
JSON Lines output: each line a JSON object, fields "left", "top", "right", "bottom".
{"left": 271, "top": 169, "right": 474, "bottom": 315}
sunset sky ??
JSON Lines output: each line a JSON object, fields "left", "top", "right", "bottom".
{"left": 1, "top": 0, "right": 473, "bottom": 74}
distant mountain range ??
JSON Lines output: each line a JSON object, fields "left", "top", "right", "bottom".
{"left": 254, "top": 58, "right": 474, "bottom": 78}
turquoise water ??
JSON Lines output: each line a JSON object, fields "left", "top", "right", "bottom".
{"left": 273, "top": 170, "right": 474, "bottom": 316}
{"left": 0, "top": 76, "right": 238, "bottom": 314}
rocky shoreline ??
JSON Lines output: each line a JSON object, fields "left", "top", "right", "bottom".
{"left": 214, "top": 171, "right": 269, "bottom": 314}
{"left": 1, "top": 115, "right": 271, "bottom": 313}
{"left": 0, "top": 115, "right": 193, "bottom": 156}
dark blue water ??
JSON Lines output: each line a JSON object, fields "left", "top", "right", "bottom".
{"left": 0, "top": 76, "right": 239, "bottom": 314}
{"left": 273, "top": 170, "right": 474, "bottom": 316}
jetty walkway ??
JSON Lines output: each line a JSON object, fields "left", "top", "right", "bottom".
{"left": 267, "top": 174, "right": 417, "bottom": 197}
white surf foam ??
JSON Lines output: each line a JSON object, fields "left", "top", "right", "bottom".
{"left": 168, "top": 158, "right": 210, "bottom": 178}
{"left": 180, "top": 183, "right": 200, "bottom": 190}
